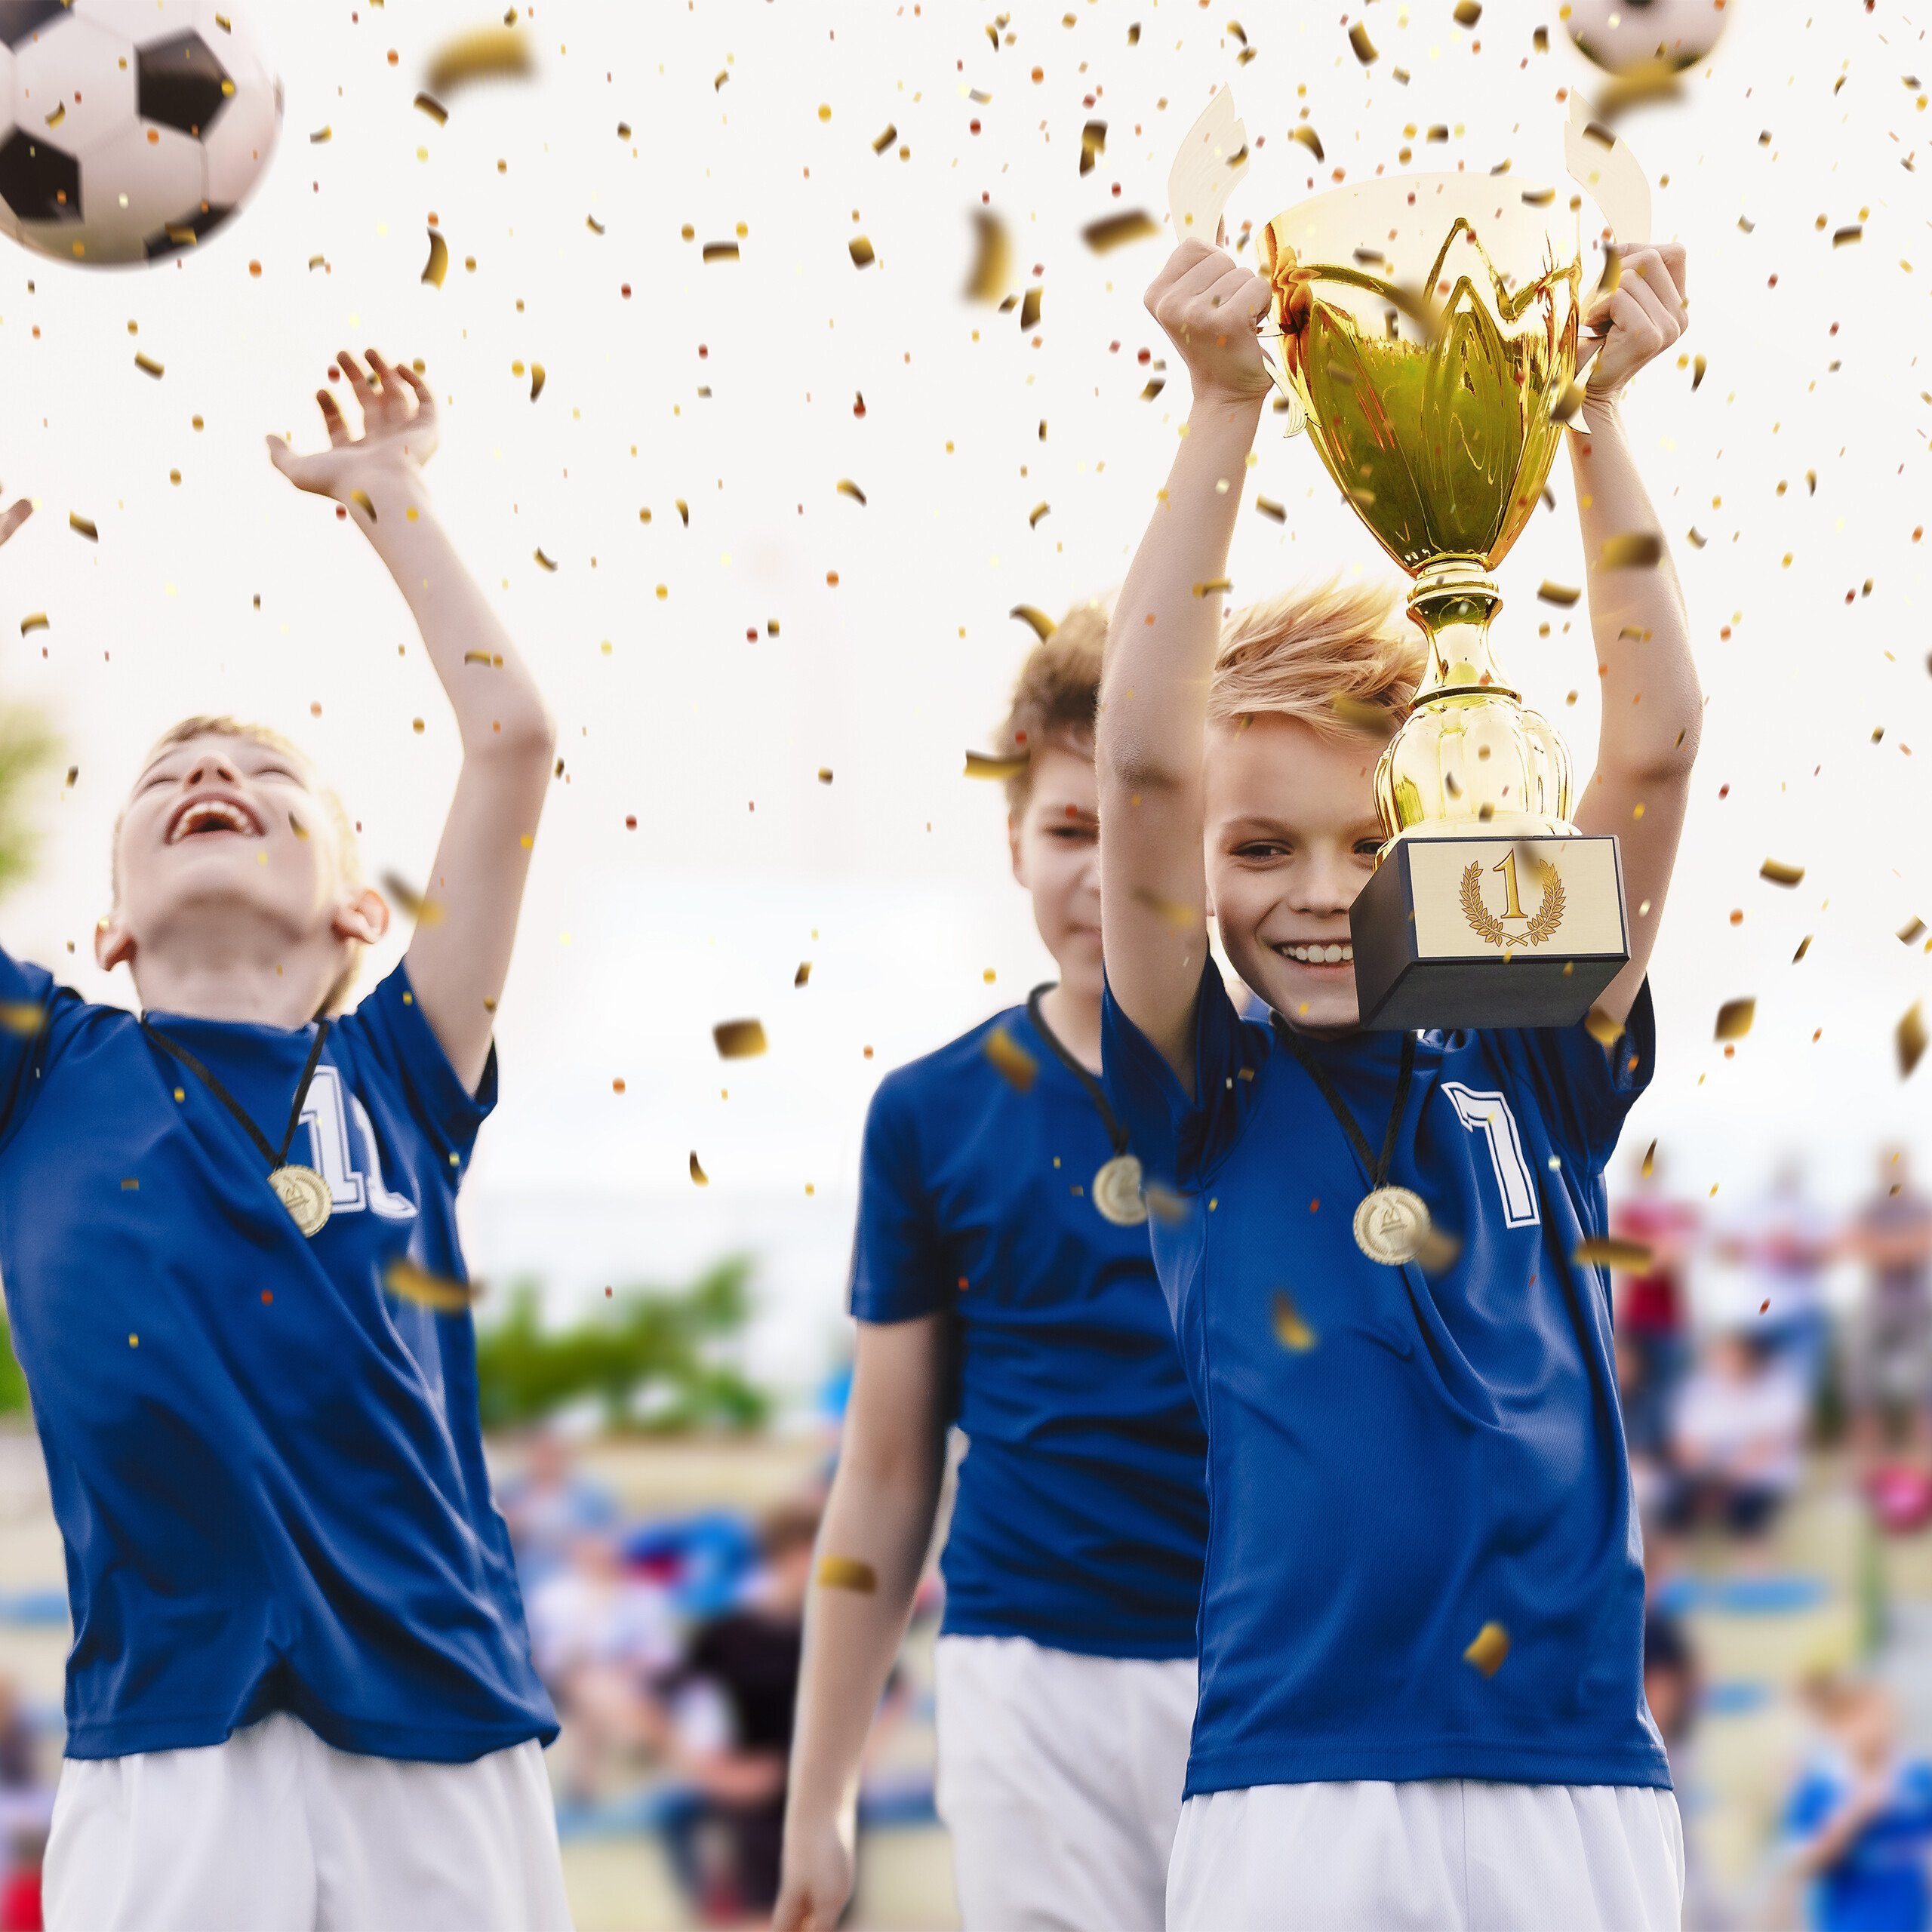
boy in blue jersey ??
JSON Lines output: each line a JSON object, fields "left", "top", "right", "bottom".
{"left": 774, "top": 611, "right": 1209, "bottom": 1932}
{"left": 1096, "top": 235, "right": 1699, "bottom": 1929}
{"left": 0, "top": 353, "right": 571, "bottom": 1930}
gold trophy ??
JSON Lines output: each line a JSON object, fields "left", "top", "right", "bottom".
{"left": 1258, "top": 174, "right": 1630, "bottom": 1030}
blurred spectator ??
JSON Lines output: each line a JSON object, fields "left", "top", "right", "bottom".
{"left": 0, "top": 1826, "right": 38, "bottom": 1932}
{"left": 1662, "top": 1331, "right": 1807, "bottom": 1564}
{"left": 1712, "top": 1155, "right": 1836, "bottom": 1408}
{"left": 1644, "top": 1608, "right": 1730, "bottom": 1930}
{"left": 496, "top": 1423, "right": 620, "bottom": 1594}
{"left": 1616, "top": 1148, "right": 1702, "bottom": 1467}
{"left": 1849, "top": 1150, "right": 1932, "bottom": 1481}
{"left": 528, "top": 1528, "right": 681, "bottom": 1803}
{"left": 656, "top": 1496, "right": 820, "bottom": 1928}
{"left": 1784, "top": 1675, "right": 1932, "bottom": 1932}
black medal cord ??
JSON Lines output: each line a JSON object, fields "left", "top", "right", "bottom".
{"left": 1270, "top": 1015, "right": 1416, "bottom": 1193}
{"left": 1025, "top": 983, "right": 1129, "bottom": 1157}
{"left": 143, "top": 1018, "right": 333, "bottom": 1175}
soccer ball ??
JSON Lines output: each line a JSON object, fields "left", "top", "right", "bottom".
{"left": 1562, "top": 0, "right": 1732, "bottom": 75}
{"left": 0, "top": 0, "right": 281, "bottom": 267}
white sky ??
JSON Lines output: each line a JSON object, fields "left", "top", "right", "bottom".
{"left": 0, "top": 0, "right": 1926, "bottom": 1389}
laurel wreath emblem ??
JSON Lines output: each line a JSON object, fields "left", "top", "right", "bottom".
{"left": 1460, "top": 859, "right": 1566, "bottom": 948}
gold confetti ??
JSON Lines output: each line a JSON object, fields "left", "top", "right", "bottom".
{"left": 1453, "top": 0, "right": 1481, "bottom": 22}
{"left": 586, "top": 215, "right": 605, "bottom": 235}
{"left": 1010, "top": 604, "right": 1057, "bottom": 641}
{"left": 817, "top": 1555, "right": 878, "bottom": 1593}
{"left": 309, "top": 125, "right": 331, "bottom": 143}
{"left": 1583, "top": 1005, "right": 1625, "bottom": 1049}
{"left": 1331, "top": 693, "right": 1395, "bottom": 739}
{"left": 421, "top": 229, "right": 450, "bottom": 288}
{"left": 1080, "top": 119, "right": 1106, "bottom": 175}
{"left": 872, "top": 123, "right": 898, "bottom": 154}
{"left": 349, "top": 489, "right": 376, "bottom": 522}
{"left": 384, "top": 1259, "right": 476, "bottom": 1312}
{"left": 1416, "top": 1226, "right": 1464, "bottom": 1274}
{"left": 533, "top": 548, "right": 557, "bottom": 571}
{"left": 1255, "top": 496, "right": 1286, "bottom": 522}
{"left": 1573, "top": 1236, "right": 1655, "bottom": 1271}
{"left": 1348, "top": 21, "right": 1378, "bottom": 63}
{"left": 44, "top": 103, "right": 63, "bottom": 129}
{"left": 1083, "top": 210, "right": 1161, "bottom": 254}
{"left": 529, "top": 363, "right": 546, "bottom": 401}
{"left": 1900, "top": 918, "right": 1927, "bottom": 946}
{"left": 849, "top": 235, "right": 876, "bottom": 268}
{"left": 1759, "top": 859, "right": 1804, "bottom": 888}
{"left": 983, "top": 1026, "right": 1039, "bottom": 1094}
{"left": 690, "top": 1151, "right": 709, "bottom": 1186}
{"left": 836, "top": 478, "right": 867, "bottom": 506}
{"left": 964, "top": 209, "right": 1011, "bottom": 301}
{"left": 0, "top": 1002, "right": 45, "bottom": 1038}
{"left": 1792, "top": 934, "right": 1813, "bottom": 963}
{"left": 1291, "top": 125, "right": 1324, "bottom": 163}
{"left": 134, "top": 352, "right": 165, "bottom": 379}
{"left": 713, "top": 1019, "right": 768, "bottom": 1059}
{"left": 794, "top": 961, "right": 812, "bottom": 988}
{"left": 1900, "top": 1002, "right": 1927, "bottom": 1079}
{"left": 380, "top": 872, "right": 445, "bottom": 927}
{"left": 1463, "top": 1622, "right": 1510, "bottom": 1678}
{"left": 1832, "top": 225, "right": 1863, "bottom": 248}
{"left": 425, "top": 24, "right": 534, "bottom": 93}
{"left": 702, "top": 241, "right": 740, "bottom": 263}
{"left": 1019, "top": 285, "right": 1043, "bottom": 331}
{"left": 1691, "top": 353, "right": 1707, "bottom": 392}
{"left": 1714, "top": 997, "right": 1756, "bottom": 1041}
{"left": 69, "top": 513, "right": 97, "bottom": 543}
{"left": 1192, "top": 578, "right": 1232, "bottom": 597}
{"left": 413, "top": 91, "right": 449, "bottom": 125}
{"left": 1538, "top": 581, "right": 1582, "bottom": 607}
{"left": 1596, "top": 531, "right": 1663, "bottom": 571}
{"left": 964, "top": 749, "right": 1029, "bottom": 781}
{"left": 1133, "top": 887, "right": 1201, "bottom": 934}
{"left": 1143, "top": 1181, "right": 1187, "bottom": 1225}
{"left": 1272, "top": 1289, "right": 1318, "bottom": 1352}
{"left": 1641, "top": 1139, "right": 1657, "bottom": 1179}
{"left": 19, "top": 614, "right": 47, "bottom": 635}
{"left": 1687, "top": 528, "right": 1707, "bottom": 549}
{"left": 1028, "top": 502, "right": 1051, "bottom": 528}
{"left": 1521, "top": 186, "right": 1556, "bottom": 207}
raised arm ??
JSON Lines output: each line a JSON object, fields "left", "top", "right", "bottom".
{"left": 1567, "top": 245, "right": 1700, "bottom": 1030}
{"left": 774, "top": 1316, "right": 949, "bottom": 1932}
{"left": 268, "top": 350, "right": 555, "bottom": 1091}
{"left": 1099, "top": 242, "right": 1272, "bottom": 1089}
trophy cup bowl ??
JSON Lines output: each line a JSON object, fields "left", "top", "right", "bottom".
{"left": 1258, "top": 175, "right": 1630, "bottom": 1030}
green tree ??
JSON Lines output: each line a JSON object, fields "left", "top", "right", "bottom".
{"left": 474, "top": 1256, "right": 769, "bottom": 1433}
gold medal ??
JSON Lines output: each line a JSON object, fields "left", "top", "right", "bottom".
{"left": 1092, "top": 1153, "right": 1149, "bottom": 1227}
{"left": 269, "top": 1163, "right": 332, "bottom": 1238}
{"left": 1352, "top": 1185, "right": 1431, "bottom": 1266}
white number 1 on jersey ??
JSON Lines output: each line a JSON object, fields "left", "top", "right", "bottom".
{"left": 298, "top": 1066, "right": 419, "bottom": 1221}
{"left": 1441, "top": 1083, "right": 1540, "bottom": 1229}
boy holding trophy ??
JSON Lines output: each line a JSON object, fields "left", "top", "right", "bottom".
{"left": 1096, "top": 200, "right": 1699, "bottom": 1929}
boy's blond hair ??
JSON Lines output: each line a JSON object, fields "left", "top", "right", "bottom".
{"left": 995, "top": 600, "right": 1108, "bottom": 811}
{"left": 115, "top": 715, "right": 367, "bottom": 1014}
{"left": 1209, "top": 577, "right": 1428, "bottom": 739}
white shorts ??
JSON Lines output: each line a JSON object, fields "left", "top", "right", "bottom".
{"left": 1168, "top": 1779, "right": 1684, "bottom": 1932}
{"left": 45, "top": 1710, "right": 574, "bottom": 1932}
{"left": 934, "top": 1632, "right": 1196, "bottom": 1932}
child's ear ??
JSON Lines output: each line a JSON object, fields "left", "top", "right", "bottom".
{"left": 94, "top": 914, "right": 134, "bottom": 975}
{"left": 331, "top": 887, "right": 390, "bottom": 949}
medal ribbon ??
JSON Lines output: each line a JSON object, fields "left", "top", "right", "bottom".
{"left": 1026, "top": 983, "right": 1129, "bottom": 1157}
{"left": 143, "top": 1017, "right": 334, "bottom": 1180}
{"left": 1270, "top": 1016, "right": 1417, "bottom": 1195}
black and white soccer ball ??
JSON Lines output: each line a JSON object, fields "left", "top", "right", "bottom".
{"left": 0, "top": 0, "right": 280, "bottom": 267}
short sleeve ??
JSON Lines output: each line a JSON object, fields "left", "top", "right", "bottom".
{"left": 847, "top": 1075, "right": 948, "bottom": 1324}
{"left": 1100, "top": 956, "right": 1271, "bottom": 1189}
{"left": 0, "top": 946, "right": 71, "bottom": 1152}
{"left": 336, "top": 961, "right": 496, "bottom": 1180}
{"left": 1493, "top": 978, "right": 1656, "bottom": 1175}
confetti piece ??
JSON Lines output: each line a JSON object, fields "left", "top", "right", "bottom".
{"left": 413, "top": 92, "right": 450, "bottom": 125}
{"left": 1573, "top": 1236, "right": 1655, "bottom": 1271}
{"left": 1792, "top": 935, "right": 1812, "bottom": 962}
{"left": 1596, "top": 532, "right": 1663, "bottom": 571}
{"left": 983, "top": 1025, "right": 1039, "bottom": 1094}
{"left": 1832, "top": 225, "right": 1863, "bottom": 248}
{"left": 1901, "top": 1002, "right": 1927, "bottom": 1079}
{"left": 1192, "top": 578, "right": 1232, "bottom": 598}
{"left": 1143, "top": 1181, "right": 1187, "bottom": 1225}
{"left": 836, "top": 478, "right": 867, "bottom": 506}
{"left": 1686, "top": 528, "right": 1707, "bottom": 549}
{"left": 422, "top": 230, "right": 450, "bottom": 288}
{"left": 586, "top": 215, "right": 605, "bottom": 235}
{"left": 533, "top": 548, "right": 556, "bottom": 571}
{"left": 849, "top": 235, "right": 876, "bottom": 269}
{"left": 1760, "top": 859, "right": 1804, "bottom": 888}
{"left": 384, "top": 1259, "right": 475, "bottom": 1312}
{"left": 1349, "top": 22, "right": 1378, "bottom": 64}
{"left": 702, "top": 240, "right": 740, "bottom": 263}
{"left": 0, "top": 1002, "right": 45, "bottom": 1038}
{"left": 1538, "top": 581, "right": 1582, "bottom": 607}
{"left": 1272, "top": 1289, "right": 1318, "bottom": 1352}
{"left": 1330, "top": 693, "right": 1396, "bottom": 739}
{"left": 713, "top": 1019, "right": 768, "bottom": 1060}
{"left": 1080, "top": 119, "right": 1106, "bottom": 176}
{"left": 425, "top": 24, "right": 534, "bottom": 93}
{"left": 1464, "top": 1622, "right": 1510, "bottom": 1678}
{"left": 1010, "top": 605, "right": 1057, "bottom": 641}
{"left": 1415, "top": 1226, "right": 1464, "bottom": 1274}
{"left": 1900, "top": 918, "right": 1927, "bottom": 946}
{"left": 1255, "top": 496, "right": 1286, "bottom": 523}
{"left": 872, "top": 123, "right": 898, "bottom": 154}
{"left": 1291, "top": 125, "right": 1324, "bottom": 163}
{"left": 349, "top": 489, "right": 376, "bottom": 522}
{"left": 69, "top": 513, "right": 97, "bottom": 543}
{"left": 1690, "top": 353, "right": 1707, "bottom": 392}
{"left": 1453, "top": 0, "right": 1482, "bottom": 22}
{"left": 19, "top": 614, "right": 46, "bottom": 635}
{"left": 529, "top": 364, "right": 546, "bottom": 402}
{"left": 794, "top": 962, "right": 812, "bottom": 988}
{"left": 1583, "top": 1006, "right": 1625, "bottom": 1049}
{"left": 690, "top": 1151, "right": 709, "bottom": 1186}
{"left": 1133, "top": 887, "right": 1201, "bottom": 933}
{"left": 1019, "top": 285, "right": 1043, "bottom": 331}
{"left": 1641, "top": 1140, "right": 1657, "bottom": 1179}
{"left": 1082, "top": 210, "right": 1161, "bottom": 254}
{"left": 817, "top": 1555, "right": 878, "bottom": 1593}
{"left": 380, "top": 872, "right": 445, "bottom": 927}
{"left": 964, "top": 749, "right": 1030, "bottom": 781}
{"left": 309, "top": 125, "right": 331, "bottom": 143}
{"left": 134, "top": 353, "right": 164, "bottom": 379}
{"left": 964, "top": 210, "right": 1011, "bottom": 301}
{"left": 1714, "top": 997, "right": 1755, "bottom": 1041}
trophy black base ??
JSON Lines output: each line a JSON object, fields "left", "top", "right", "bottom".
{"left": 1349, "top": 834, "right": 1630, "bottom": 1032}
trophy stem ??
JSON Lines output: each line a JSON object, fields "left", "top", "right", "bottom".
{"left": 1406, "top": 555, "right": 1516, "bottom": 703}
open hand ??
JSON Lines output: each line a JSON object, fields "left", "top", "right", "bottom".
{"left": 1582, "top": 244, "right": 1688, "bottom": 405}
{"left": 266, "top": 348, "right": 438, "bottom": 500}
{"left": 1145, "top": 238, "right": 1273, "bottom": 408}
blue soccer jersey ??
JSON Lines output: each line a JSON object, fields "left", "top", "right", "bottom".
{"left": 1787, "top": 1755, "right": 1932, "bottom": 1932}
{"left": 848, "top": 1004, "right": 1208, "bottom": 1659}
{"left": 1101, "top": 957, "right": 1670, "bottom": 1794}
{"left": 0, "top": 946, "right": 556, "bottom": 1763}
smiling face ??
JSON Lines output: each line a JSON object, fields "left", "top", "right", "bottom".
{"left": 98, "top": 722, "right": 385, "bottom": 1014}
{"left": 1203, "top": 712, "right": 1387, "bottom": 1034}
{"left": 1009, "top": 737, "right": 1103, "bottom": 1003}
